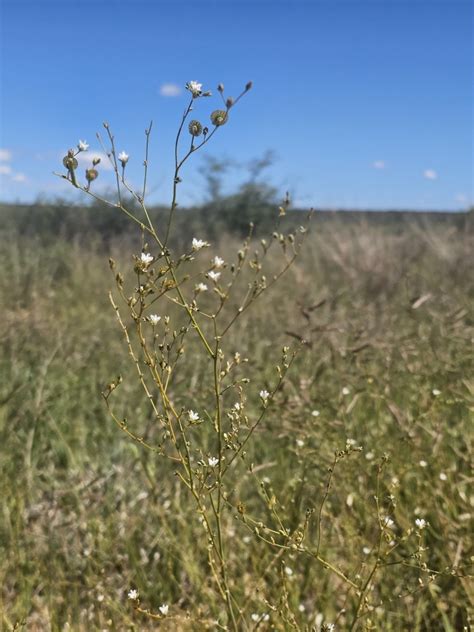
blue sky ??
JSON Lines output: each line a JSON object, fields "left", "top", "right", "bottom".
{"left": 0, "top": 0, "right": 472, "bottom": 210}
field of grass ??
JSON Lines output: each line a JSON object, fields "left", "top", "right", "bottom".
{"left": 0, "top": 210, "right": 472, "bottom": 631}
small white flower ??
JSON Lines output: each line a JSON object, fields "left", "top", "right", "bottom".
{"left": 311, "top": 409, "right": 320, "bottom": 417}
{"left": 381, "top": 516, "right": 394, "bottom": 529}
{"left": 323, "top": 624, "right": 336, "bottom": 632}
{"left": 188, "top": 410, "right": 200, "bottom": 423}
{"left": 186, "top": 80, "right": 203, "bottom": 97}
{"left": 415, "top": 518, "right": 427, "bottom": 530}
{"left": 346, "top": 438, "right": 356, "bottom": 447}
{"left": 296, "top": 439, "right": 305, "bottom": 447}
{"left": 365, "top": 451, "right": 375, "bottom": 460}
{"left": 342, "top": 386, "right": 350, "bottom": 396}
{"left": 140, "top": 252, "right": 153, "bottom": 265}
{"left": 212, "top": 256, "right": 225, "bottom": 269}
{"left": 259, "top": 389, "right": 270, "bottom": 401}
{"left": 78, "top": 140, "right": 89, "bottom": 151}
{"left": 118, "top": 151, "right": 129, "bottom": 165}
{"left": 439, "top": 472, "right": 447, "bottom": 481}
{"left": 432, "top": 388, "right": 441, "bottom": 396}
{"left": 251, "top": 613, "right": 269, "bottom": 622}
{"left": 159, "top": 604, "right": 169, "bottom": 616}
{"left": 128, "top": 589, "right": 139, "bottom": 601}
{"left": 208, "top": 270, "right": 221, "bottom": 282}
{"left": 208, "top": 456, "right": 219, "bottom": 467}
{"left": 195, "top": 283, "right": 208, "bottom": 292}
{"left": 419, "top": 460, "right": 428, "bottom": 468}
{"left": 284, "top": 566, "right": 293, "bottom": 576}
{"left": 233, "top": 402, "right": 241, "bottom": 411}
{"left": 149, "top": 314, "right": 161, "bottom": 325}
{"left": 298, "top": 604, "right": 306, "bottom": 612}
{"left": 192, "top": 238, "right": 210, "bottom": 251}
{"left": 362, "top": 546, "right": 371, "bottom": 555}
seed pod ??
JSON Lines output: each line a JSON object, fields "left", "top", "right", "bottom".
{"left": 210, "top": 110, "right": 228, "bottom": 127}
{"left": 85, "top": 168, "right": 99, "bottom": 182}
{"left": 63, "top": 155, "right": 78, "bottom": 170}
{"left": 188, "top": 120, "right": 203, "bottom": 137}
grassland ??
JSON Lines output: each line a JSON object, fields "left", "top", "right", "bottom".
{"left": 0, "top": 207, "right": 472, "bottom": 631}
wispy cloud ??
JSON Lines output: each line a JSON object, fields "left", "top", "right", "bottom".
{"left": 12, "top": 173, "right": 27, "bottom": 183}
{"left": 0, "top": 149, "right": 12, "bottom": 162}
{"left": 372, "top": 160, "right": 386, "bottom": 169}
{"left": 423, "top": 169, "right": 437, "bottom": 180}
{"left": 159, "top": 82, "right": 181, "bottom": 97}
{"left": 455, "top": 193, "right": 468, "bottom": 205}
{"left": 0, "top": 162, "right": 27, "bottom": 184}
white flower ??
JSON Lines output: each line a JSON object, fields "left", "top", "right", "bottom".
{"left": 159, "top": 604, "right": 169, "bottom": 616}
{"left": 118, "top": 151, "right": 129, "bottom": 165}
{"left": 251, "top": 613, "right": 269, "bottom": 622}
{"left": 415, "top": 518, "right": 427, "bottom": 530}
{"left": 311, "top": 409, "right": 320, "bottom": 417}
{"left": 342, "top": 386, "right": 350, "bottom": 396}
{"left": 78, "top": 140, "right": 89, "bottom": 151}
{"left": 233, "top": 402, "right": 241, "bottom": 411}
{"left": 188, "top": 410, "right": 200, "bottom": 423}
{"left": 296, "top": 439, "right": 304, "bottom": 447}
{"left": 128, "top": 589, "right": 139, "bottom": 600}
{"left": 419, "top": 460, "right": 428, "bottom": 468}
{"left": 284, "top": 566, "right": 293, "bottom": 576}
{"left": 208, "top": 270, "right": 221, "bottom": 282}
{"left": 362, "top": 546, "right": 371, "bottom": 555}
{"left": 192, "top": 238, "right": 210, "bottom": 251}
{"left": 208, "top": 456, "right": 219, "bottom": 467}
{"left": 186, "top": 80, "right": 203, "bottom": 97}
{"left": 212, "top": 256, "right": 224, "bottom": 269}
{"left": 381, "top": 516, "right": 394, "bottom": 529}
{"left": 439, "top": 472, "right": 447, "bottom": 481}
{"left": 195, "top": 283, "right": 208, "bottom": 292}
{"left": 259, "top": 389, "right": 270, "bottom": 401}
{"left": 140, "top": 252, "right": 153, "bottom": 265}
{"left": 346, "top": 438, "right": 356, "bottom": 447}
{"left": 432, "top": 388, "right": 441, "bottom": 396}
{"left": 149, "top": 314, "right": 161, "bottom": 325}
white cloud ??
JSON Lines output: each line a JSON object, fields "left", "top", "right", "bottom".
{"left": 159, "top": 83, "right": 181, "bottom": 97}
{"left": 72, "top": 151, "right": 113, "bottom": 171}
{"left": 0, "top": 149, "right": 12, "bottom": 162}
{"left": 0, "top": 165, "right": 12, "bottom": 175}
{"left": 372, "top": 160, "right": 386, "bottom": 169}
{"left": 455, "top": 193, "right": 469, "bottom": 205}
{"left": 12, "top": 173, "right": 27, "bottom": 183}
{"left": 423, "top": 169, "right": 437, "bottom": 180}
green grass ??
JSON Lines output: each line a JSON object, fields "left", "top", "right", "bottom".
{"left": 0, "top": 213, "right": 472, "bottom": 631}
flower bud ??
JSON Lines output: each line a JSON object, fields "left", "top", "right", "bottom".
{"left": 93, "top": 157, "right": 101, "bottom": 166}
{"left": 217, "top": 83, "right": 224, "bottom": 92}
{"left": 245, "top": 81, "right": 253, "bottom": 91}
{"left": 225, "top": 97, "right": 234, "bottom": 108}
{"left": 210, "top": 110, "right": 228, "bottom": 127}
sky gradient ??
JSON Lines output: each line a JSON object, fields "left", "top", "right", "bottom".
{"left": 0, "top": 0, "right": 472, "bottom": 210}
